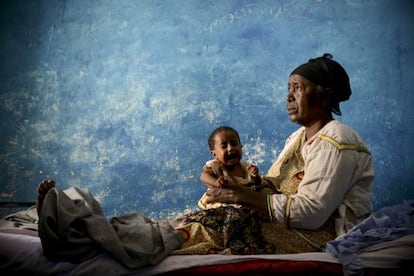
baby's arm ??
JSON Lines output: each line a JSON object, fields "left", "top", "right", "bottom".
{"left": 200, "top": 166, "right": 227, "bottom": 188}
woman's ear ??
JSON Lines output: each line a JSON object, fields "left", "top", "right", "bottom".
{"left": 323, "top": 88, "right": 334, "bottom": 108}
{"left": 315, "top": 85, "right": 325, "bottom": 95}
{"left": 315, "top": 86, "right": 333, "bottom": 107}
{"left": 324, "top": 87, "right": 333, "bottom": 95}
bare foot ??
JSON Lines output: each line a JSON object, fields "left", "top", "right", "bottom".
{"left": 36, "top": 179, "right": 55, "bottom": 215}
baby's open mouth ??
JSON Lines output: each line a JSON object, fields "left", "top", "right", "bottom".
{"left": 227, "top": 153, "right": 238, "bottom": 160}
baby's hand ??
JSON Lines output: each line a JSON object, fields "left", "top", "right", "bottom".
{"left": 214, "top": 176, "right": 228, "bottom": 187}
{"left": 247, "top": 164, "right": 259, "bottom": 178}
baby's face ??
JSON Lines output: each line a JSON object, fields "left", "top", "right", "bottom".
{"left": 211, "top": 130, "right": 242, "bottom": 167}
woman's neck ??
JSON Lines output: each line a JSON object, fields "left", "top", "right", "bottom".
{"left": 304, "top": 117, "right": 333, "bottom": 140}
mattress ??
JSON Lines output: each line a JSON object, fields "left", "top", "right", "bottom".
{"left": 1, "top": 227, "right": 413, "bottom": 275}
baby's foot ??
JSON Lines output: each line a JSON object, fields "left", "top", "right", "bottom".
{"left": 36, "top": 179, "right": 55, "bottom": 215}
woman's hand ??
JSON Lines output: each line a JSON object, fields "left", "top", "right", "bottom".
{"left": 205, "top": 175, "right": 241, "bottom": 205}
{"left": 206, "top": 175, "right": 269, "bottom": 215}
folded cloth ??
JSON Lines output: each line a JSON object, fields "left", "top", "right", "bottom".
{"left": 38, "top": 187, "right": 183, "bottom": 269}
{"left": 326, "top": 199, "right": 414, "bottom": 275}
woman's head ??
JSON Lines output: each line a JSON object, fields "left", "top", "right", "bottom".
{"left": 208, "top": 126, "right": 242, "bottom": 167}
{"left": 289, "top": 53, "right": 351, "bottom": 116}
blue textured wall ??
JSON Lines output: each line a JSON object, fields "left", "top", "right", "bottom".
{"left": 1, "top": 0, "right": 413, "bottom": 219}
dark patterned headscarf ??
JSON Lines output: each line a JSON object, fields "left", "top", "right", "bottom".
{"left": 290, "top": 53, "right": 352, "bottom": 115}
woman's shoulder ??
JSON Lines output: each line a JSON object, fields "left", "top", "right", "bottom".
{"left": 319, "top": 120, "right": 366, "bottom": 145}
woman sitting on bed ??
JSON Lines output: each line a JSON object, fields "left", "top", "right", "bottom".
{"left": 171, "top": 53, "right": 374, "bottom": 255}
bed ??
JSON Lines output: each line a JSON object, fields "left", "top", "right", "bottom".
{"left": 1, "top": 199, "right": 413, "bottom": 275}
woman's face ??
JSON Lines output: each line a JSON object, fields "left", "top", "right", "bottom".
{"left": 286, "top": 74, "right": 325, "bottom": 126}
{"left": 211, "top": 130, "right": 242, "bottom": 167}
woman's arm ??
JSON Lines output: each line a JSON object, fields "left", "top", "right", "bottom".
{"left": 269, "top": 143, "right": 359, "bottom": 229}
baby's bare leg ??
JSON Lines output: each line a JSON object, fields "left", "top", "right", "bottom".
{"left": 36, "top": 179, "right": 55, "bottom": 215}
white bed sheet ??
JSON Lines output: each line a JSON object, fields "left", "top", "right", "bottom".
{"left": 1, "top": 228, "right": 413, "bottom": 275}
